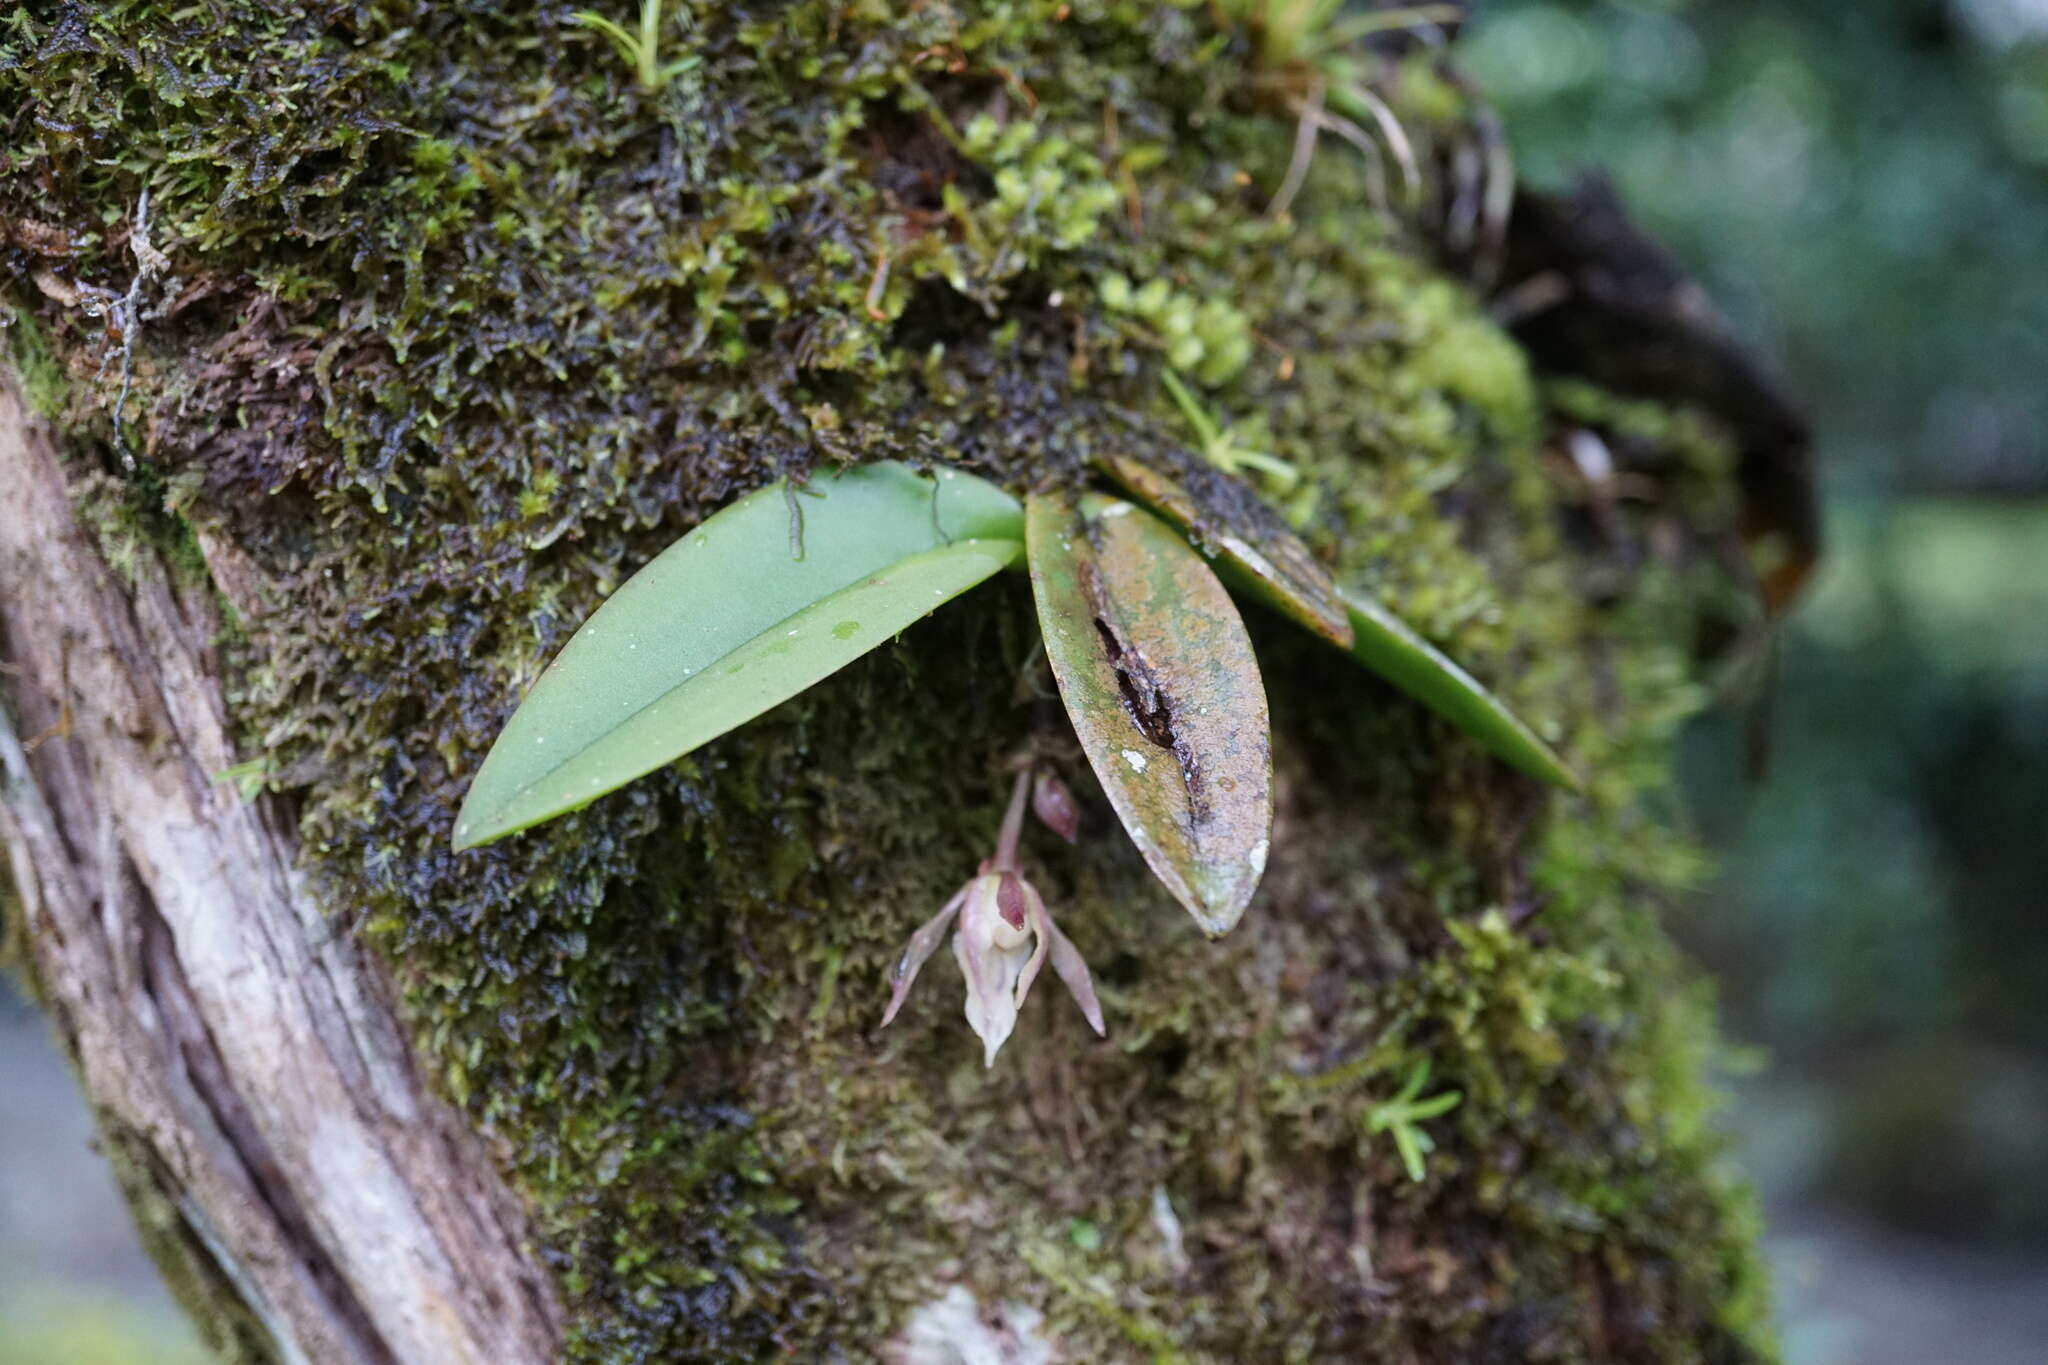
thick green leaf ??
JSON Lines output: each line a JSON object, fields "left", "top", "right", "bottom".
{"left": 455, "top": 462, "right": 1023, "bottom": 850}
{"left": 1026, "top": 490, "right": 1274, "bottom": 936}
{"left": 1342, "top": 590, "right": 1582, "bottom": 792}
{"left": 1097, "top": 452, "right": 1354, "bottom": 649}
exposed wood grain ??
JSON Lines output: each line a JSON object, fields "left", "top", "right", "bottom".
{"left": 0, "top": 373, "right": 563, "bottom": 1365}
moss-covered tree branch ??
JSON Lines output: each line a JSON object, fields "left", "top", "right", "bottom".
{"left": 4, "top": 2, "right": 1779, "bottom": 1359}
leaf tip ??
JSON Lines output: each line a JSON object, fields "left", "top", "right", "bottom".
{"left": 450, "top": 785, "right": 520, "bottom": 852}
{"left": 1498, "top": 725, "right": 1583, "bottom": 793}
{"left": 1546, "top": 756, "right": 1587, "bottom": 795}
{"left": 1181, "top": 873, "right": 1257, "bottom": 939}
{"left": 449, "top": 808, "right": 489, "bottom": 853}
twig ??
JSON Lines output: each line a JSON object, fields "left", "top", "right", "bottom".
{"left": 1268, "top": 80, "right": 1327, "bottom": 220}
{"left": 79, "top": 187, "right": 171, "bottom": 470}
{"left": 1291, "top": 99, "right": 1389, "bottom": 217}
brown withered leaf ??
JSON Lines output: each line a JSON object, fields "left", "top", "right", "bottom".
{"left": 1026, "top": 490, "right": 1274, "bottom": 936}
{"left": 5, "top": 217, "right": 74, "bottom": 257}
{"left": 1096, "top": 452, "right": 1353, "bottom": 650}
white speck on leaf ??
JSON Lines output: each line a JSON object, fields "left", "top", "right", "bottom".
{"left": 1121, "top": 748, "right": 1148, "bottom": 773}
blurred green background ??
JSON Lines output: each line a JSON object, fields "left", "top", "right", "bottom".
{"left": 4, "top": 2, "right": 2047, "bottom": 1361}
{"left": 1464, "top": 0, "right": 2048, "bottom": 1360}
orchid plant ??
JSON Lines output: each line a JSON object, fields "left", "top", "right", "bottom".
{"left": 455, "top": 456, "right": 1576, "bottom": 1065}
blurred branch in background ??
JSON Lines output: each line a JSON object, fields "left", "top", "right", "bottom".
{"left": 1469, "top": 2, "right": 2048, "bottom": 1360}
{"left": 1467, "top": 0, "right": 2048, "bottom": 497}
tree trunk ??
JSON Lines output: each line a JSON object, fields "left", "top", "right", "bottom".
{"left": 0, "top": 377, "right": 564, "bottom": 1363}
{"left": 3, "top": 5, "right": 1793, "bottom": 1361}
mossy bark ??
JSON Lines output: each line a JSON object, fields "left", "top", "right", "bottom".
{"left": 4, "top": 4, "right": 1780, "bottom": 1361}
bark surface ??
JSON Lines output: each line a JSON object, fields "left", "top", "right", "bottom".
{"left": 0, "top": 378, "right": 563, "bottom": 1363}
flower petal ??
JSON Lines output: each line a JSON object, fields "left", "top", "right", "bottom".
{"left": 879, "top": 886, "right": 967, "bottom": 1029}
{"left": 955, "top": 876, "right": 1034, "bottom": 1066}
{"left": 996, "top": 870, "right": 1030, "bottom": 930}
{"left": 954, "top": 931, "right": 1021, "bottom": 1066}
{"left": 1045, "top": 921, "right": 1107, "bottom": 1037}
{"left": 1010, "top": 875, "right": 1054, "bottom": 1011}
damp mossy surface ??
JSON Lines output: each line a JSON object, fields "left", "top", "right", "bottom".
{"left": 6, "top": 2, "right": 1770, "bottom": 1359}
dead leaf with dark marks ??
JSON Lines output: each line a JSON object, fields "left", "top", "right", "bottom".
{"left": 1026, "top": 490, "right": 1273, "bottom": 936}
{"left": 1096, "top": 451, "right": 1354, "bottom": 649}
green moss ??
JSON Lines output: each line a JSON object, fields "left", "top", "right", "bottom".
{"left": 4, "top": 2, "right": 1770, "bottom": 1360}
{"left": 95, "top": 1126, "right": 281, "bottom": 1365}
{"left": 4, "top": 301, "right": 70, "bottom": 418}
{"left": 66, "top": 464, "right": 209, "bottom": 587}
{"left": 1406, "top": 295, "right": 1541, "bottom": 442}
{"left": 1546, "top": 378, "right": 1740, "bottom": 490}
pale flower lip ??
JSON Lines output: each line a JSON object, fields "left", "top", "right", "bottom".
{"left": 952, "top": 871, "right": 1044, "bottom": 1066}
{"left": 879, "top": 768, "right": 1107, "bottom": 1065}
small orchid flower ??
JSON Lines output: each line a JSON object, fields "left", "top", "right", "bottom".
{"left": 880, "top": 768, "right": 1107, "bottom": 1066}
{"left": 1031, "top": 769, "right": 1081, "bottom": 844}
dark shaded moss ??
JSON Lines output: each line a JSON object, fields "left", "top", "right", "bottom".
{"left": 6, "top": 2, "right": 1769, "bottom": 1359}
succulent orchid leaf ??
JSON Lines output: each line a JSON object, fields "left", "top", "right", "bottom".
{"left": 1097, "top": 452, "right": 1354, "bottom": 649}
{"left": 1342, "top": 590, "right": 1581, "bottom": 792}
{"left": 1026, "top": 490, "right": 1274, "bottom": 936}
{"left": 455, "top": 462, "right": 1023, "bottom": 850}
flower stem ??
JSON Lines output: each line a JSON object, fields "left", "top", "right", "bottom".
{"left": 993, "top": 766, "right": 1032, "bottom": 871}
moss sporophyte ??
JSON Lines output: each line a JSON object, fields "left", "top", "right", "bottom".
{"left": 454, "top": 459, "right": 1578, "bottom": 1063}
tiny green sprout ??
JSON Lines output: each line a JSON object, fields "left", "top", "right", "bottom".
{"left": 1366, "top": 1059, "right": 1462, "bottom": 1183}
{"left": 572, "top": 0, "right": 700, "bottom": 92}
{"left": 213, "top": 757, "right": 273, "bottom": 803}
{"left": 1159, "top": 369, "right": 1300, "bottom": 489}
